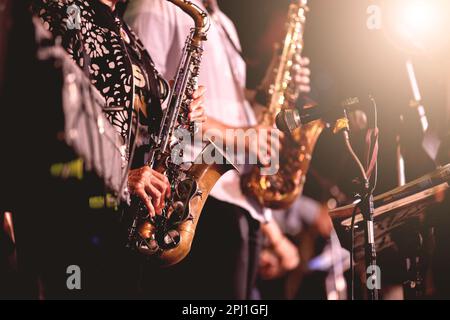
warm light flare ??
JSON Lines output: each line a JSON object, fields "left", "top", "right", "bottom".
{"left": 397, "top": 0, "right": 441, "bottom": 49}
{"left": 384, "top": 0, "right": 449, "bottom": 54}
{"left": 400, "top": 1, "right": 439, "bottom": 34}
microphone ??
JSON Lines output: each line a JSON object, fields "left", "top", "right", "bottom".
{"left": 275, "top": 109, "right": 302, "bottom": 133}
{"left": 275, "top": 96, "right": 373, "bottom": 134}
{"left": 276, "top": 105, "right": 350, "bottom": 134}
{"left": 275, "top": 105, "right": 323, "bottom": 133}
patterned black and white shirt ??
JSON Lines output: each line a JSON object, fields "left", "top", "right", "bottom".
{"left": 31, "top": 0, "right": 168, "bottom": 154}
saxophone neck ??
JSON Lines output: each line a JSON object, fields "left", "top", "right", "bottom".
{"left": 259, "top": 0, "right": 309, "bottom": 112}
{"left": 167, "top": 0, "right": 210, "bottom": 44}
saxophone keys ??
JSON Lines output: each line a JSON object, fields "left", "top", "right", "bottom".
{"left": 163, "top": 229, "right": 181, "bottom": 248}
{"left": 194, "top": 189, "right": 203, "bottom": 199}
{"left": 172, "top": 201, "right": 185, "bottom": 217}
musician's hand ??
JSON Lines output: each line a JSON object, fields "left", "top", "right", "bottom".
{"left": 245, "top": 124, "right": 282, "bottom": 166}
{"left": 293, "top": 56, "right": 311, "bottom": 94}
{"left": 128, "top": 167, "right": 171, "bottom": 217}
{"left": 259, "top": 238, "right": 300, "bottom": 280}
{"left": 260, "top": 220, "right": 300, "bottom": 278}
{"left": 272, "top": 236, "right": 300, "bottom": 272}
{"left": 259, "top": 249, "right": 283, "bottom": 280}
{"left": 189, "top": 85, "right": 207, "bottom": 123}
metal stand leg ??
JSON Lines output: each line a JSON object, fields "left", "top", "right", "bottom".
{"left": 402, "top": 232, "right": 425, "bottom": 299}
{"left": 361, "top": 194, "right": 379, "bottom": 300}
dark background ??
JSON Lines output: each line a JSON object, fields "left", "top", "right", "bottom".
{"left": 219, "top": 0, "right": 450, "bottom": 198}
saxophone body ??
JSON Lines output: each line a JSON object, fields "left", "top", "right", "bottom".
{"left": 125, "top": 0, "right": 235, "bottom": 267}
{"left": 241, "top": 0, "right": 325, "bottom": 210}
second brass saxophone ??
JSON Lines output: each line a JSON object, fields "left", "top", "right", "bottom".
{"left": 241, "top": 0, "right": 325, "bottom": 210}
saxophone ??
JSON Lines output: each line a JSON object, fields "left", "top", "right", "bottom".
{"left": 241, "top": 0, "right": 325, "bottom": 209}
{"left": 125, "top": 0, "right": 235, "bottom": 267}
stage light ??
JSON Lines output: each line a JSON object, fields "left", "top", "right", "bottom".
{"left": 383, "top": 0, "right": 449, "bottom": 55}
{"left": 400, "top": 1, "right": 437, "bottom": 33}
{"left": 396, "top": 0, "right": 440, "bottom": 50}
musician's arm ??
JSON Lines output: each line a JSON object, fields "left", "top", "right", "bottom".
{"left": 200, "top": 117, "right": 280, "bottom": 165}
{"left": 284, "top": 196, "right": 333, "bottom": 238}
{"left": 260, "top": 220, "right": 300, "bottom": 272}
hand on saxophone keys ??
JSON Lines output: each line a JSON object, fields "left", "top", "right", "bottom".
{"left": 127, "top": 167, "right": 171, "bottom": 217}
{"left": 169, "top": 81, "right": 208, "bottom": 125}
{"left": 245, "top": 124, "right": 283, "bottom": 167}
{"left": 188, "top": 85, "right": 208, "bottom": 124}
{"left": 292, "top": 55, "right": 311, "bottom": 94}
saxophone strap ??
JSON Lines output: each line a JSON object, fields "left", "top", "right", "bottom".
{"left": 203, "top": 0, "right": 245, "bottom": 61}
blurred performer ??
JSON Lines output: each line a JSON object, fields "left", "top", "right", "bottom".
{"left": 256, "top": 196, "right": 339, "bottom": 300}
{"left": 259, "top": 197, "right": 333, "bottom": 280}
{"left": 29, "top": 0, "right": 206, "bottom": 296}
{"left": 125, "top": 0, "right": 310, "bottom": 299}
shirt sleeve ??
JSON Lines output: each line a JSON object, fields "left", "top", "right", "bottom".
{"left": 294, "top": 196, "right": 322, "bottom": 225}
{"left": 273, "top": 196, "right": 322, "bottom": 236}
{"left": 30, "top": 0, "right": 71, "bottom": 37}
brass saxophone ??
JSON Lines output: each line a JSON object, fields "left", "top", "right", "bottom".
{"left": 125, "top": 0, "right": 235, "bottom": 267}
{"left": 241, "top": 0, "right": 325, "bottom": 209}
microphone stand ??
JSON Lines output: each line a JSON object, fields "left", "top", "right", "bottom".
{"left": 339, "top": 122, "right": 379, "bottom": 300}
{"left": 276, "top": 101, "right": 380, "bottom": 299}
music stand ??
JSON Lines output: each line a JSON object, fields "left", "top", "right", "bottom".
{"left": 330, "top": 164, "right": 450, "bottom": 299}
